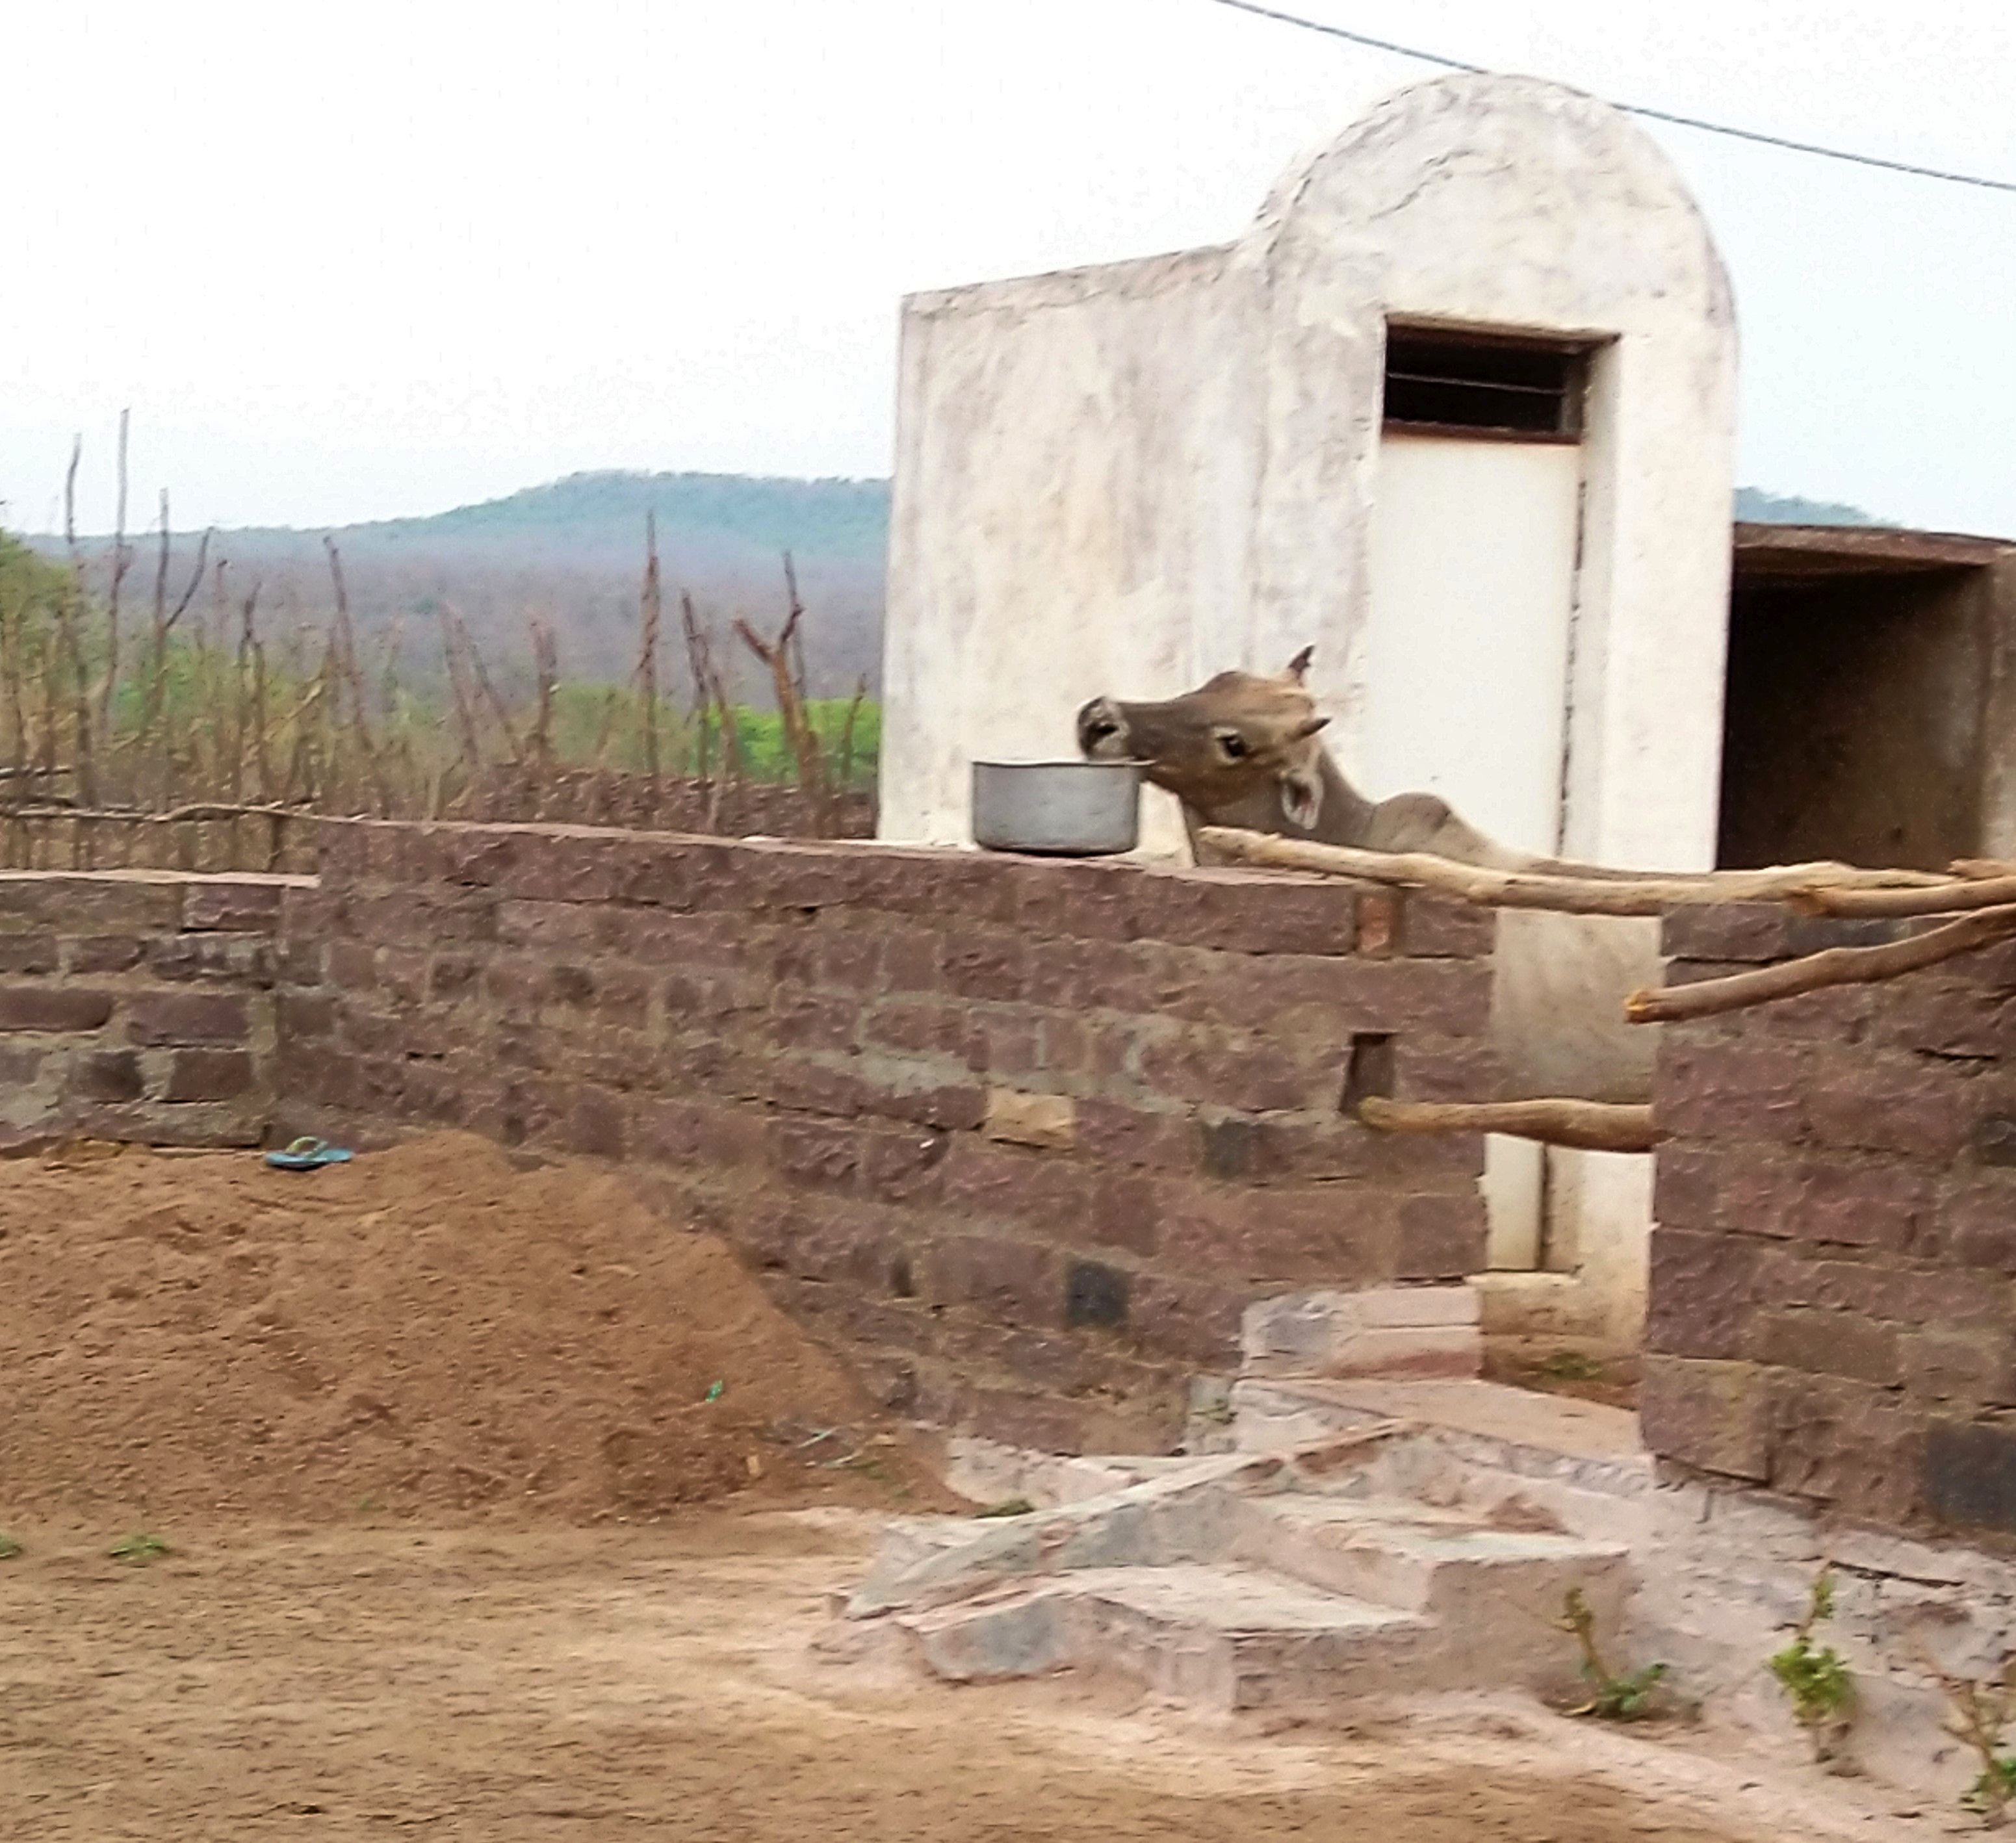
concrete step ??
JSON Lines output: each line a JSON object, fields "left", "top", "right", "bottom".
{"left": 1232, "top": 1493, "right": 1629, "bottom": 1693}
{"left": 898, "top": 1564, "right": 1435, "bottom": 1711}
{"left": 1239, "top": 1284, "right": 1482, "bottom": 1381}
{"left": 1232, "top": 1376, "right": 1653, "bottom": 1547}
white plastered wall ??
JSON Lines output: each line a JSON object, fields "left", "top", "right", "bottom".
{"left": 879, "top": 74, "right": 1738, "bottom": 1348}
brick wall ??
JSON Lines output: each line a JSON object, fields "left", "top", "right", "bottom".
{"left": 468, "top": 766, "right": 875, "bottom": 838}
{"left": 0, "top": 870, "right": 298, "bottom": 1149}
{"left": 1645, "top": 902, "right": 2016, "bottom": 1540}
{"left": 276, "top": 820, "right": 1495, "bottom": 1451}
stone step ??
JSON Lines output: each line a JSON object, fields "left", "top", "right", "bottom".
{"left": 898, "top": 1564, "right": 1436, "bottom": 1710}
{"left": 1232, "top": 1376, "right": 1653, "bottom": 1546}
{"left": 1232, "top": 1493, "right": 1629, "bottom": 1690}
{"left": 1239, "top": 1284, "right": 1482, "bottom": 1382}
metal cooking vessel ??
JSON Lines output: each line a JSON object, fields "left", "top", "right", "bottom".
{"left": 970, "top": 759, "right": 1142, "bottom": 857}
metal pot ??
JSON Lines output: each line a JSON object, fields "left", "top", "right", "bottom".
{"left": 970, "top": 760, "right": 1143, "bottom": 857}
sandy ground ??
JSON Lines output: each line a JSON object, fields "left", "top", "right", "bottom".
{"left": 0, "top": 1511, "right": 1950, "bottom": 1843}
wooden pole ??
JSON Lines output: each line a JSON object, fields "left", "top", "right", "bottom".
{"left": 1358, "top": 1094, "right": 1661, "bottom": 1154}
{"left": 1625, "top": 905, "right": 2016, "bottom": 1024}
{"left": 1196, "top": 826, "right": 1955, "bottom": 915}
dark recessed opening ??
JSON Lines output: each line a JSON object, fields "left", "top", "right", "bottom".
{"left": 1716, "top": 533, "right": 1995, "bottom": 871}
{"left": 1382, "top": 327, "right": 1588, "bottom": 442}
{"left": 1339, "top": 1033, "right": 1395, "bottom": 1114}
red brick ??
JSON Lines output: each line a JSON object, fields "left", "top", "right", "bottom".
{"left": 1880, "top": 981, "right": 2004, "bottom": 1059}
{"left": 770, "top": 1115, "right": 860, "bottom": 1192}
{"left": 1392, "top": 1037, "right": 1503, "bottom": 1103}
{"left": 770, "top": 988, "right": 859, "bottom": 1054}
{"left": 146, "top": 934, "right": 274, "bottom": 986}
{"left": 0, "top": 988, "right": 114, "bottom": 1033}
{"left": 1655, "top": 1038, "right": 1811, "bottom": 1142}
{"left": 1135, "top": 1032, "right": 1317, "bottom": 1115}
{"left": 1805, "top": 1055, "right": 1972, "bottom": 1160}
{"left": 812, "top": 929, "right": 883, "bottom": 994}
{"left": 1760, "top": 1309, "right": 1901, "bottom": 1387}
{"left": 1661, "top": 905, "right": 1789, "bottom": 964}
{"left": 1647, "top": 1228, "right": 1761, "bottom": 1360}
{"left": 860, "top": 1125, "right": 952, "bottom": 1204}
{"left": 1132, "top": 869, "right": 1356, "bottom": 957}
{"left": 942, "top": 934, "right": 1027, "bottom": 1003}
{"left": 879, "top": 927, "right": 942, "bottom": 994}
{"left": 0, "top": 934, "right": 58, "bottom": 974}
{"left": 1356, "top": 890, "right": 1399, "bottom": 958}
{"left": 70, "top": 1049, "right": 144, "bottom": 1102}
{"left": 1639, "top": 1356, "right": 1770, "bottom": 1480}
{"left": 326, "top": 941, "right": 378, "bottom": 990}
{"left": 1393, "top": 1191, "right": 1486, "bottom": 1280}
{"left": 68, "top": 935, "right": 142, "bottom": 974}
{"left": 565, "top": 1086, "right": 627, "bottom": 1158}
{"left": 748, "top": 1198, "right": 905, "bottom": 1291}
{"left": 1651, "top": 1146, "right": 1719, "bottom": 1232}
{"left": 1155, "top": 1178, "right": 1399, "bottom": 1284}
{"left": 861, "top": 997, "right": 964, "bottom": 1058}
{"left": 1765, "top": 1251, "right": 2000, "bottom": 1330}
{"left": 1904, "top": 1330, "right": 2016, "bottom": 1408}
{"left": 1076, "top": 1099, "right": 1194, "bottom": 1170}
{"left": 917, "top": 1233, "right": 1063, "bottom": 1330}
{"left": 1024, "top": 938, "right": 1158, "bottom": 1014}
{"left": 1126, "top": 1272, "right": 1249, "bottom": 1365}
{"left": 182, "top": 879, "right": 286, "bottom": 932}
{"left": 164, "top": 1049, "right": 255, "bottom": 1102}
{"left": 940, "top": 1138, "right": 1089, "bottom": 1224}
{"left": 1766, "top": 1371, "right": 1924, "bottom": 1524}
{"left": 1401, "top": 894, "right": 1495, "bottom": 959}
{"left": 1936, "top": 1179, "right": 2016, "bottom": 1272}
{"left": 634, "top": 1096, "right": 767, "bottom": 1168}
{"left": 344, "top": 886, "right": 497, "bottom": 947}
{"left": 963, "top": 1011, "right": 1040, "bottom": 1080}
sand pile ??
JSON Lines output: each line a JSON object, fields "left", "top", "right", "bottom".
{"left": 0, "top": 1132, "right": 946, "bottom": 1525}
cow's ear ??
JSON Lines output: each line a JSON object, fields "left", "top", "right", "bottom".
{"left": 1280, "top": 762, "right": 1323, "bottom": 831}
{"left": 1284, "top": 646, "right": 1314, "bottom": 684}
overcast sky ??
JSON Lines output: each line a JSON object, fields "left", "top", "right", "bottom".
{"left": 5, "top": 1, "right": 2012, "bottom": 536}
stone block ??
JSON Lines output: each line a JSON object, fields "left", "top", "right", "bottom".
{"left": 1639, "top": 1356, "right": 1770, "bottom": 1481}
{"left": 985, "top": 1088, "right": 1077, "bottom": 1152}
{"left": 125, "top": 990, "right": 250, "bottom": 1046}
{"left": 164, "top": 1049, "right": 257, "bottom": 1102}
{"left": 0, "top": 988, "right": 115, "bottom": 1033}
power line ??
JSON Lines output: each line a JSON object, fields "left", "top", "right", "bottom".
{"left": 1210, "top": 0, "right": 2016, "bottom": 195}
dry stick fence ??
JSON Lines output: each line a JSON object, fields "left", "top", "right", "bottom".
{"left": 2, "top": 466, "right": 866, "bottom": 871}
{"left": 1196, "top": 825, "right": 2016, "bottom": 1155}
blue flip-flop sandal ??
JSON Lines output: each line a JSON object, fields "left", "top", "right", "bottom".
{"left": 265, "top": 1136, "right": 355, "bottom": 1172}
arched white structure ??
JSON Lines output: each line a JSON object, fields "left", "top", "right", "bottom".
{"left": 878, "top": 73, "right": 1738, "bottom": 1344}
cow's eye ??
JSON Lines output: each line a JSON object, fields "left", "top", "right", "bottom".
{"left": 1215, "top": 730, "right": 1249, "bottom": 760}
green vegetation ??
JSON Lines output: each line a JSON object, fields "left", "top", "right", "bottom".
{"left": 108, "top": 1530, "right": 171, "bottom": 1565}
{"left": 1558, "top": 1586, "right": 1670, "bottom": 1721}
{"left": 1769, "top": 1570, "right": 1855, "bottom": 1765}
{"left": 0, "top": 1533, "right": 23, "bottom": 1562}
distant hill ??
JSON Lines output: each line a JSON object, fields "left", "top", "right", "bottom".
{"left": 357, "top": 470, "right": 891, "bottom": 560}
{"left": 42, "top": 471, "right": 895, "bottom": 699}
{"left": 1735, "top": 487, "right": 1878, "bottom": 527}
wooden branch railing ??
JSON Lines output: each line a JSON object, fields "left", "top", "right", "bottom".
{"left": 1624, "top": 906, "right": 2016, "bottom": 1024}
{"left": 1359, "top": 1096, "right": 1661, "bottom": 1154}
{"left": 1195, "top": 827, "right": 1957, "bottom": 915}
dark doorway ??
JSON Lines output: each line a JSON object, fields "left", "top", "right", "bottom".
{"left": 1716, "top": 525, "right": 2004, "bottom": 871}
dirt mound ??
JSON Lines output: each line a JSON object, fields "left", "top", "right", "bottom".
{"left": 0, "top": 1132, "right": 949, "bottom": 1525}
